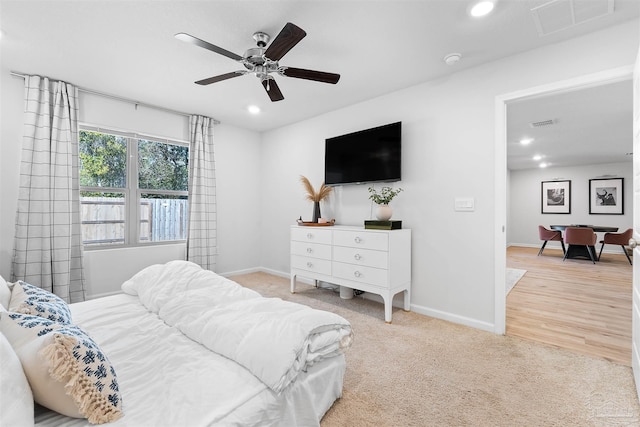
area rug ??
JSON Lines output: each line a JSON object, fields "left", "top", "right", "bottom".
{"left": 506, "top": 268, "right": 526, "bottom": 295}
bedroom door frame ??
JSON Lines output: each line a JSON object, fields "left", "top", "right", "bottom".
{"left": 493, "top": 65, "right": 634, "bottom": 335}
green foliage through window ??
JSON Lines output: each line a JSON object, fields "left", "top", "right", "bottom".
{"left": 79, "top": 131, "right": 127, "bottom": 188}
{"left": 138, "top": 139, "right": 188, "bottom": 191}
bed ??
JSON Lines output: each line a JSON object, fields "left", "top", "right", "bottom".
{"left": 0, "top": 260, "right": 352, "bottom": 427}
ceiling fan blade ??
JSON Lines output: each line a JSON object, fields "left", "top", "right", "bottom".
{"left": 282, "top": 67, "right": 340, "bottom": 84}
{"left": 261, "top": 78, "right": 284, "bottom": 102}
{"left": 195, "top": 71, "right": 245, "bottom": 85}
{"left": 264, "top": 22, "right": 306, "bottom": 61}
{"left": 175, "top": 32, "right": 243, "bottom": 61}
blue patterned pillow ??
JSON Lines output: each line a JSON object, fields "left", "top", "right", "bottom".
{"left": 0, "top": 312, "right": 123, "bottom": 423}
{"left": 9, "top": 281, "right": 72, "bottom": 324}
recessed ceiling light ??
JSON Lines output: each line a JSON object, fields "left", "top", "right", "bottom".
{"left": 470, "top": 1, "right": 495, "bottom": 17}
{"left": 532, "top": 154, "right": 542, "bottom": 161}
{"left": 247, "top": 105, "right": 260, "bottom": 114}
{"left": 443, "top": 53, "right": 462, "bottom": 65}
{"left": 520, "top": 138, "right": 533, "bottom": 145}
{"left": 539, "top": 162, "right": 549, "bottom": 168}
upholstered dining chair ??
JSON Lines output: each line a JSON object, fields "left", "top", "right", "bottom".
{"left": 598, "top": 228, "right": 633, "bottom": 265}
{"left": 538, "top": 225, "right": 565, "bottom": 256}
{"left": 563, "top": 227, "right": 597, "bottom": 264}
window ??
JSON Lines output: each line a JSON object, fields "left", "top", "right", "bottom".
{"left": 79, "top": 128, "right": 189, "bottom": 247}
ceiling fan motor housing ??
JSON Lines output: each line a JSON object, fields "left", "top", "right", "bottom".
{"left": 243, "top": 47, "right": 268, "bottom": 68}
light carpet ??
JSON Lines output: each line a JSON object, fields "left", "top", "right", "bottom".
{"left": 231, "top": 271, "right": 640, "bottom": 427}
{"left": 506, "top": 268, "right": 526, "bottom": 296}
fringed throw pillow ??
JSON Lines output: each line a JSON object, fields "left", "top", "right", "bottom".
{"left": 0, "top": 312, "right": 123, "bottom": 424}
{"left": 9, "top": 281, "right": 72, "bottom": 324}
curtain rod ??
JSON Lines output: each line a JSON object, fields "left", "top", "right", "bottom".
{"left": 10, "top": 71, "right": 220, "bottom": 124}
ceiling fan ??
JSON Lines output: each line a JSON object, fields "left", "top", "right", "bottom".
{"left": 175, "top": 22, "right": 340, "bottom": 102}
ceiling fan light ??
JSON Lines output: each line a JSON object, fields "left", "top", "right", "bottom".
{"left": 247, "top": 105, "right": 261, "bottom": 114}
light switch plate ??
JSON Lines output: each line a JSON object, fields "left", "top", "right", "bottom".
{"left": 455, "top": 197, "right": 475, "bottom": 212}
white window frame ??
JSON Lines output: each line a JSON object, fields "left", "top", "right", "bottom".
{"left": 79, "top": 124, "right": 189, "bottom": 249}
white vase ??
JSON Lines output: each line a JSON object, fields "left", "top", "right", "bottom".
{"left": 375, "top": 204, "right": 393, "bottom": 221}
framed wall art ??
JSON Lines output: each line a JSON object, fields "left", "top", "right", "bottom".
{"left": 589, "top": 178, "right": 623, "bottom": 215}
{"left": 541, "top": 180, "right": 571, "bottom": 214}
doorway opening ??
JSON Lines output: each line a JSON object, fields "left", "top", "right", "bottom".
{"left": 494, "top": 66, "right": 634, "bottom": 358}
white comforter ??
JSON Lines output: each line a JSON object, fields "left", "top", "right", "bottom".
{"left": 121, "top": 260, "right": 352, "bottom": 393}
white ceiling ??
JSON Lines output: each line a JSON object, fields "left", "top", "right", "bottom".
{"left": 507, "top": 78, "right": 634, "bottom": 170}
{"left": 1, "top": 0, "right": 638, "bottom": 169}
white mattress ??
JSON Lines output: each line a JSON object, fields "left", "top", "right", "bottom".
{"left": 34, "top": 294, "right": 346, "bottom": 427}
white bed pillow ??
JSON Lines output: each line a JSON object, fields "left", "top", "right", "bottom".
{"left": 0, "top": 331, "right": 34, "bottom": 427}
{"left": 9, "top": 281, "right": 72, "bottom": 324}
{"left": 1, "top": 312, "right": 123, "bottom": 424}
{"left": 0, "top": 275, "right": 11, "bottom": 310}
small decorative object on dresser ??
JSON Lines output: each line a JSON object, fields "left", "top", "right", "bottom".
{"left": 300, "top": 176, "right": 332, "bottom": 223}
{"left": 364, "top": 220, "right": 402, "bottom": 230}
{"left": 368, "top": 186, "right": 403, "bottom": 221}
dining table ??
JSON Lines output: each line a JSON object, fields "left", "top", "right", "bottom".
{"left": 549, "top": 225, "right": 619, "bottom": 261}
{"left": 549, "top": 224, "right": 619, "bottom": 233}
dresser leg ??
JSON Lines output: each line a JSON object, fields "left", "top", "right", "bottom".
{"left": 403, "top": 288, "right": 411, "bottom": 312}
{"left": 383, "top": 295, "right": 392, "bottom": 323}
{"left": 290, "top": 274, "right": 297, "bottom": 294}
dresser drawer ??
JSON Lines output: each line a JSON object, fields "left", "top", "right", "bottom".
{"left": 291, "top": 255, "right": 332, "bottom": 276}
{"left": 333, "top": 230, "right": 389, "bottom": 251}
{"left": 291, "top": 227, "right": 332, "bottom": 244}
{"left": 333, "top": 246, "right": 388, "bottom": 269}
{"left": 333, "top": 262, "right": 388, "bottom": 288}
{"left": 291, "top": 241, "right": 332, "bottom": 260}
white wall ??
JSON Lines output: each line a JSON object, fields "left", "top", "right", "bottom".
{"left": 259, "top": 21, "right": 639, "bottom": 331}
{"left": 509, "top": 162, "right": 633, "bottom": 251}
{"left": 0, "top": 68, "right": 263, "bottom": 297}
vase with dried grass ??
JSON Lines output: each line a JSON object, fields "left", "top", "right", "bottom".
{"left": 300, "top": 176, "right": 332, "bottom": 223}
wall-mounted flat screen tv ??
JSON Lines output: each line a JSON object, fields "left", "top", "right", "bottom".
{"left": 324, "top": 121, "right": 401, "bottom": 186}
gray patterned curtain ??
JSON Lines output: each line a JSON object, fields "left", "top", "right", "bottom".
{"left": 11, "top": 75, "right": 86, "bottom": 303}
{"left": 186, "top": 115, "right": 217, "bottom": 271}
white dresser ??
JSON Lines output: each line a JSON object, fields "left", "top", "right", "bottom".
{"left": 290, "top": 225, "right": 411, "bottom": 323}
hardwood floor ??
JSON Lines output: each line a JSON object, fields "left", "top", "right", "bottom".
{"left": 506, "top": 245, "right": 632, "bottom": 366}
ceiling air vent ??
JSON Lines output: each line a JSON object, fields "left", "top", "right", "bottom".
{"left": 529, "top": 119, "right": 556, "bottom": 128}
{"left": 531, "top": 0, "right": 614, "bottom": 37}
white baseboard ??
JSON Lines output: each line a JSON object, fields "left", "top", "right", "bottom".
{"left": 258, "top": 269, "right": 497, "bottom": 333}
{"left": 219, "top": 266, "right": 262, "bottom": 277}
{"left": 411, "top": 303, "right": 496, "bottom": 333}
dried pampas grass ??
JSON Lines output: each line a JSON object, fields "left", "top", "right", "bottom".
{"left": 300, "top": 175, "right": 332, "bottom": 202}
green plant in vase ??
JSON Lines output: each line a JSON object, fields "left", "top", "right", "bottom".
{"left": 368, "top": 186, "right": 403, "bottom": 221}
